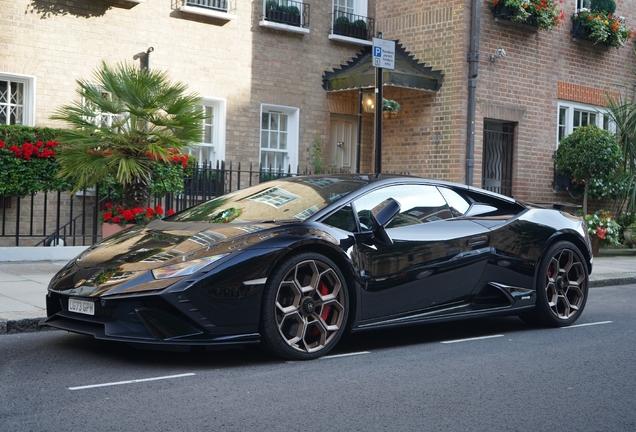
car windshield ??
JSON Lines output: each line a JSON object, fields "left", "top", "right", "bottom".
{"left": 166, "top": 176, "right": 368, "bottom": 223}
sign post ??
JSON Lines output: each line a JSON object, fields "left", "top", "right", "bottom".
{"left": 372, "top": 37, "right": 395, "bottom": 174}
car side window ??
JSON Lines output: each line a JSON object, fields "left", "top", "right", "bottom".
{"left": 322, "top": 205, "right": 357, "bottom": 232}
{"left": 353, "top": 185, "right": 452, "bottom": 231}
{"left": 438, "top": 187, "right": 471, "bottom": 217}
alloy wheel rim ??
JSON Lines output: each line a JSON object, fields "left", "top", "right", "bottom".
{"left": 274, "top": 259, "right": 345, "bottom": 353}
{"left": 544, "top": 248, "right": 586, "bottom": 320}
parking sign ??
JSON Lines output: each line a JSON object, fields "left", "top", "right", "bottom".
{"left": 372, "top": 38, "right": 395, "bottom": 70}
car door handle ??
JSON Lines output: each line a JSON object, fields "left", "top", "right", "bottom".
{"left": 467, "top": 235, "right": 488, "bottom": 247}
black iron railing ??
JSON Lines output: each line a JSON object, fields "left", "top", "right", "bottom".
{"left": 264, "top": 0, "right": 310, "bottom": 28}
{"left": 0, "top": 162, "right": 348, "bottom": 247}
{"left": 331, "top": 10, "right": 374, "bottom": 41}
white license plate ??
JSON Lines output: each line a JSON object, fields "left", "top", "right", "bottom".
{"left": 68, "top": 298, "right": 95, "bottom": 316}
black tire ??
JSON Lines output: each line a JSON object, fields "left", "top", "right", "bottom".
{"left": 525, "top": 241, "right": 589, "bottom": 327}
{"left": 260, "top": 253, "right": 349, "bottom": 360}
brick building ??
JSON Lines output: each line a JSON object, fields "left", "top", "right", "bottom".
{"left": 2, "top": 0, "right": 636, "bottom": 208}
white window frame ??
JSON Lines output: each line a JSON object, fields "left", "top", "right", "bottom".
{"left": 190, "top": 98, "right": 226, "bottom": 166}
{"left": 576, "top": 0, "right": 591, "bottom": 11}
{"left": 332, "top": 0, "right": 367, "bottom": 17}
{"left": 557, "top": 101, "right": 615, "bottom": 147}
{"left": 0, "top": 72, "right": 35, "bottom": 126}
{"left": 260, "top": 104, "right": 299, "bottom": 173}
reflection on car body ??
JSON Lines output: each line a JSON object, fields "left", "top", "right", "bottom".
{"left": 41, "top": 174, "right": 592, "bottom": 360}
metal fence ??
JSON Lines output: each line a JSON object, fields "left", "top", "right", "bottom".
{"left": 0, "top": 162, "right": 334, "bottom": 247}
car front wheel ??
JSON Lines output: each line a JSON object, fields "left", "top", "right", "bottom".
{"left": 528, "top": 241, "right": 589, "bottom": 327}
{"left": 260, "top": 253, "right": 349, "bottom": 360}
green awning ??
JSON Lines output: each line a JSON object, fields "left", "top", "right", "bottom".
{"left": 322, "top": 43, "right": 444, "bottom": 92}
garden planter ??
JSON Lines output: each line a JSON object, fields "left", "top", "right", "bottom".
{"left": 491, "top": 3, "right": 514, "bottom": 19}
{"left": 591, "top": 238, "right": 600, "bottom": 256}
{"left": 383, "top": 111, "right": 398, "bottom": 119}
{"left": 571, "top": 21, "right": 591, "bottom": 40}
{"left": 333, "top": 23, "right": 367, "bottom": 40}
{"left": 102, "top": 223, "right": 135, "bottom": 239}
{"left": 491, "top": 3, "right": 537, "bottom": 28}
{"left": 266, "top": 9, "right": 300, "bottom": 27}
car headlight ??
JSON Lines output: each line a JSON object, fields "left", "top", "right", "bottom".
{"left": 152, "top": 254, "right": 229, "bottom": 279}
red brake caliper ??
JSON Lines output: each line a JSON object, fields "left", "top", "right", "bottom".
{"left": 310, "top": 279, "right": 332, "bottom": 337}
{"left": 319, "top": 280, "right": 331, "bottom": 322}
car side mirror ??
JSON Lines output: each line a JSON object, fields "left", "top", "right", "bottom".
{"left": 370, "top": 198, "right": 401, "bottom": 245}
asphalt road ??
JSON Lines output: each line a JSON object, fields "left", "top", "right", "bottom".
{"left": 1, "top": 285, "right": 635, "bottom": 432}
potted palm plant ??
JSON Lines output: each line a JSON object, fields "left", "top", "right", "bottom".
{"left": 52, "top": 61, "right": 206, "bottom": 235}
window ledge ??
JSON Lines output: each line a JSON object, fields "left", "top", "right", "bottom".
{"left": 179, "top": 5, "right": 237, "bottom": 21}
{"left": 329, "top": 34, "right": 372, "bottom": 46}
{"left": 259, "top": 20, "right": 310, "bottom": 34}
{"left": 125, "top": 0, "right": 145, "bottom": 3}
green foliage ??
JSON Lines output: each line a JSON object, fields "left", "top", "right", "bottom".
{"left": 352, "top": 19, "right": 367, "bottom": 29}
{"left": 556, "top": 125, "right": 622, "bottom": 214}
{"left": 489, "top": 0, "right": 565, "bottom": 31}
{"left": 99, "top": 155, "right": 197, "bottom": 199}
{"left": 382, "top": 98, "right": 401, "bottom": 112}
{"left": 52, "top": 61, "right": 206, "bottom": 208}
{"left": 334, "top": 16, "right": 350, "bottom": 25}
{"left": 572, "top": 8, "right": 633, "bottom": 48}
{"left": 266, "top": 0, "right": 278, "bottom": 10}
{"left": 591, "top": 0, "right": 616, "bottom": 14}
{"left": 556, "top": 125, "right": 622, "bottom": 182}
{"left": 0, "top": 125, "right": 72, "bottom": 197}
{"left": 288, "top": 5, "right": 300, "bottom": 15}
{"left": 309, "top": 133, "right": 326, "bottom": 174}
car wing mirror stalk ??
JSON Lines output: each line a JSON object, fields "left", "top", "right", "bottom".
{"left": 370, "top": 198, "right": 401, "bottom": 245}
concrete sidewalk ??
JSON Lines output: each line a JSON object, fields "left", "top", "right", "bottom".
{"left": 1, "top": 254, "right": 636, "bottom": 335}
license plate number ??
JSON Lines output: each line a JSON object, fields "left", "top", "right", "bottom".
{"left": 68, "top": 298, "right": 95, "bottom": 316}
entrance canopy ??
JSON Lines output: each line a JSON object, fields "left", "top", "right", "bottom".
{"left": 322, "top": 43, "right": 444, "bottom": 92}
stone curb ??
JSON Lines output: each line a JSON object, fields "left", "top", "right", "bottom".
{"left": 589, "top": 277, "right": 636, "bottom": 288}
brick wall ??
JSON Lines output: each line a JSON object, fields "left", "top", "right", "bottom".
{"left": 2, "top": 0, "right": 374, "bottom": 169}
{"left": 373, "top": 0, "right": 636, "bottom": 201}
{"left": 3, "top": 0, "right": 636, "bottom": 205}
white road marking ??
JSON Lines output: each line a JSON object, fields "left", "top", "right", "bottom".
{"left": 320, "top": 351, "right": 371, "bottom": 359}
{"left": 441, "top": 334, "right": 505, "bottom": 344}
{"left": 69, "top": 373, "right": 196, "bottom": 391}
{"left": 561, "top": 321, "right": 613, "bottom": 329}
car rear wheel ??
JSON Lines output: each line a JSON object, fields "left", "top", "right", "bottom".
{"left": 260, "top": 253, "right": 349, "bottom": 360}
{"left": 526, "top": 241, "right": 589, "bottom": 327}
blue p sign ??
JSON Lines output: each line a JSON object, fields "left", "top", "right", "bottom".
{"left": 374, "top": 47, "right": 382, "bottom": 57}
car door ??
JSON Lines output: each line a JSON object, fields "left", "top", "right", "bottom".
{"left": 352, "top": 184, "right": 491, "bottom": 320}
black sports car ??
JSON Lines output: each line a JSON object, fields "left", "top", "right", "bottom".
{"left": 41, "top": 175, "right": 593, "bottom": 360}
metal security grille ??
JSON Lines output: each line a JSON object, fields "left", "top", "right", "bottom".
{"left": 482, "top": 123, "right": 514, "bottom": 197}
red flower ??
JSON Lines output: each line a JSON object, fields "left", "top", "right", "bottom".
{"left": 103, "top": 211, "right": 113, "bottom": 222}
{"left": 597, "top": 227, "right": 607, "bottom": 240}
{"left": 0, "top": 140, "right": 4, "bottom": 149}
{"left": 167, "top": 209, "right": 175, "bottom": 215}
{"left": 132, "top": 207, "right": 144, "bottom": 215}
{"left": 112, "top": 216, "right": 122, "bottom": 224}
{"left": 105, "top": 202, "right": 114, "bottom": 209}
{"left": 155, "top": 204, "right": 164, "bottom": 215}
{"left": 122, "top": 209, "right": 135, "bottom": 221}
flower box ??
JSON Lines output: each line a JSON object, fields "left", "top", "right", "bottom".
{"left": 333, "top": 23, "right": 368, "bottom": 40}
{"left": 491, "top": 3, "right": 538, "bottom": 28}
{"left": 266, "top": 9, "right": 300, "bottom": 27}
{"left": 102, "top": 223, "right": 135, "bottom": 239}
{"left": 571, "top": 21, "right": 590, "bottom": 40}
